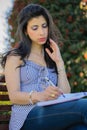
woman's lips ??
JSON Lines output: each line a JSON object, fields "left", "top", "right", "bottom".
{"left": 38, "top": 38, "right": 46, "bottom": 42}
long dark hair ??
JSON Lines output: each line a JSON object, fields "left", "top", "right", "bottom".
{"left": 1, "top": 4, "right": 62, "bottom": 73}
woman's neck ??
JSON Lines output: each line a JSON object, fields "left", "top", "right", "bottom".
{"left": 28, "top": 44, "right": 46, "bottom": 66}
{"left": 31, "top": 43, "right": 44, "bottom": 56}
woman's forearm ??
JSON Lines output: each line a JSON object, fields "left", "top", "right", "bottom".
{"left": 56, "top": 62, "right": 71, "bottom": 93}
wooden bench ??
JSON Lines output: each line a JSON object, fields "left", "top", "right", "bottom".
{"left": 0, "top": 76, "right": 11, "bottom": 130}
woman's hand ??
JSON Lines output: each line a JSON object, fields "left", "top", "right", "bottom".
{"left": 45, "top": 39, "right": 71, "bottom": 94}
{"left": 32, "top": 86, "right": 62, "bottom": 102}
{"left": 45, "top": 39, "right": 63, "bottom": 65}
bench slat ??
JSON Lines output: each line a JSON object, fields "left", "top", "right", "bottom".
{"left": 0, "top": 105, "right": 11, "bottom": 111}
{"left": 0, "top": 85, "right": 7, "bottom": 91}
{"left": 0, "top": 95, "right": 9, "bottom": 100}
{"left": 0, "top": 77, "right": 5, "bottom": 82}
{"left": 0, "top": 78, "right": 10, "bottom": 130}
{"left": 0, "top": 124, "right": 9, "bottom": 130}
{"left": 0, "top": 114, "right": 10, "bottom": 121}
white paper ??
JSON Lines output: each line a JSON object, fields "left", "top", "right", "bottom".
{"left": 37, "top": 92, "right": 87, "bottom": 106}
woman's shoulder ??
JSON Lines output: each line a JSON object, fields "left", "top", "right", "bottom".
{"left": 6, "top": 55, "right": 22, "bottom": 67}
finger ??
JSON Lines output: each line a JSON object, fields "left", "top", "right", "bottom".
{"left": 49, "top": 38, "right": 56, "bottom": 44}
{"left": 50, "top": 39, "right": 61, "bottom": 53}
{"left": 48, "top": 86, "right": 58, "bottom": 91}
{"left": 49, "top": 39, "right": 58, "bottom": 48}
{"left": 58, "top": 88, "right": 64, "bottom": 95}
{"left": 48, "top": 87, "right": 59, "bottom": 97}
{"left": 45, "top": 48, "right": 52, "bottom": 57}
{"left": 49, "top": 93, "right": 59, "bottom": 99}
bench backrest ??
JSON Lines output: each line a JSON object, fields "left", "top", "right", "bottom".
{"left": 0, "top": 76, "right": 11, "bottom": 130}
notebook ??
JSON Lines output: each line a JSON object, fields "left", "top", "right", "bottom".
{"left": 37, "top": 92, "right": 87, "bottom": 106}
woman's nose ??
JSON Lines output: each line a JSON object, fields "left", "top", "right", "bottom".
{"left": 39, "top": 28, "right": 45, "bottom": 35}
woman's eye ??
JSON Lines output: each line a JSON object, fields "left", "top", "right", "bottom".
{"left": 32, "top": 26, "right": 38, "bottom": 30}
{"left": 42, "top": 23, "right": 48, "bottom": 28}
{"left": 31, "top": 23, "right": 47, "bottom": 30}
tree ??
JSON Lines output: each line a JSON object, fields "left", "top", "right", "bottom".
{"left": 8, "top": 0, "right": 87, "bottom": 92}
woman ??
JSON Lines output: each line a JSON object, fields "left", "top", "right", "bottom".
{"left": 1, "top": 3, "right": 87, "bottom": 130}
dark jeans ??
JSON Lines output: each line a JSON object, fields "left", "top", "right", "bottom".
{"left": 21, "top": 99, "right": 87, "bottom": 130}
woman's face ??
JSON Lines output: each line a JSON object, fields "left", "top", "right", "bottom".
{"left": 26, "top": 15, "right": 48, "bottom": 45}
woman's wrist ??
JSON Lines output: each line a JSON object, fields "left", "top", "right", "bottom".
{"left": 29, "top": 91, "right": 34, "bottom": 104}
{"left": 56, "top": 61, "right": 65, "bottom": 73}
{"left": 58, "top": 67, "right": 65, "bottom": 73}
{"left": 55, "top": 59, "right": 64, "bottom": 66}
{"left": 29, "top": 91, "right": 39, "bottom": 104}
{"left": 57, "top": 63, "right": 65, "bottom": 73}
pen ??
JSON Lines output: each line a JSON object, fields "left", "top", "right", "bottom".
{"left": 45, "top": 77, "right": 65, "bottom": 98}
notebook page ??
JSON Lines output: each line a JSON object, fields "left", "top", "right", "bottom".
{"left": 37, "top": 92, "right": 87, "bottom": 106}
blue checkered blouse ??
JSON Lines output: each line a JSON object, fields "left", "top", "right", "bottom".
{"left": 9, "top": 60, "right": 58, "bottom": 130}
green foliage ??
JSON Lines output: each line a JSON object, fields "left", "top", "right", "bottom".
{"left": 8, "top": 0, "right": 87, "bottom": 92}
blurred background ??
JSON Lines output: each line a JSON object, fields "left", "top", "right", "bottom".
{"left": 0, "top": 0, "right": 87, "bottom": 92}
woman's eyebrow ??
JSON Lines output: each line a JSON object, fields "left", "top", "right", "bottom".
{"left": 42, "top": 22, "right": 47, "bottom": 25}
{"left": 32, "top": 22, "right": 47, "bottom": 26}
